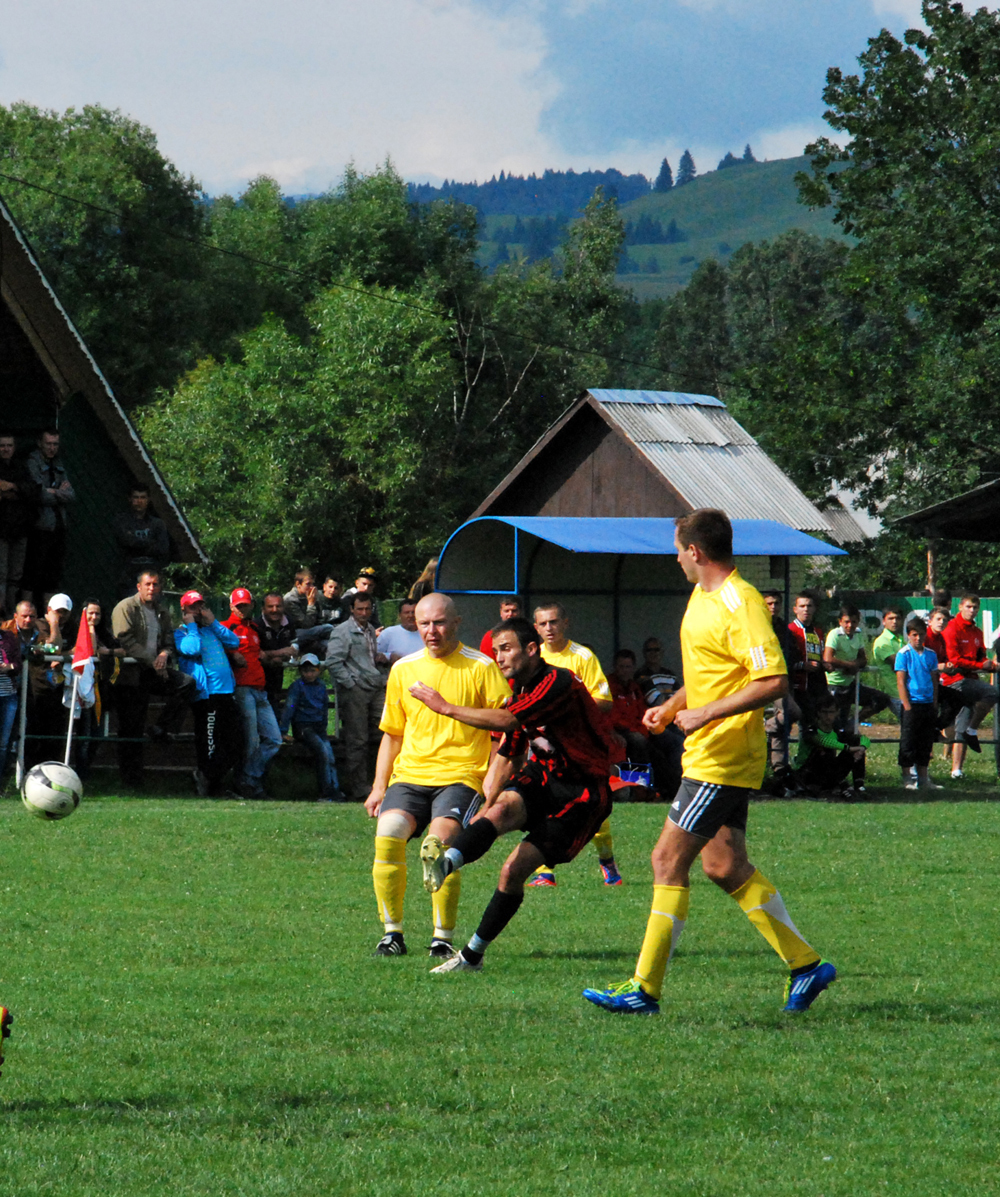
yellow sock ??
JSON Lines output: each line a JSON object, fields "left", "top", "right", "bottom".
{"left": 431, "top": 869, "right": 461, "bottom": 941}
{"left": 592, "top": 817, "right": 615, "bottom": 862}
{"left": 373, "top": 835, "right": 407, "bottom": 933}
{"left": 633, "top": 884, "right": 689, "bottom": 999}
{"left": 731, "top": 868, "right": 821, "bottom": 971}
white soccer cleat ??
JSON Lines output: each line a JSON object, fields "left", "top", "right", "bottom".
{"left": 430, "top": 950, "right": 483, "bottom": 974}
{"left": 420, "top": 833, "right": 448, "bottom": 893}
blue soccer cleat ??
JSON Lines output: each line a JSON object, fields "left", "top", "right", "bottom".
{"left": 582, "top": 978, "right": 660, "bottom": 1014}
{"left": 782, "top": 960, "right": 837, "bottom": 1012}
{"left": 600, "top": 859, "right": 623, "bottom": 886}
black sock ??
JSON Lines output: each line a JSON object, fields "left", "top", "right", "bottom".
{"left": 452, "top": 818, "right": 499, "bottom": 867}
{"left": 465, "top": 887, "right": 524, "bottom": 962}
{"left": 790, "top": 961, "right": 818, "bottom": 977}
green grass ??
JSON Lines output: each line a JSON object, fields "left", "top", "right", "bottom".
{"left": 1, "top": 774, "right": 999, "bottom": 1195}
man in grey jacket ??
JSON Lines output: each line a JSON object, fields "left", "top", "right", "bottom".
{"left": 24, "top": 429, "right": 75, "bottom": 605}
{"left": 111, "top": 570, "right": 195, "bottom": 788}
{"left": 325, "top": 592, "right": 388, "bottom": 800}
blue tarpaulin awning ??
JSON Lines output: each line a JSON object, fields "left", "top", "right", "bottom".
{"left": 438, "top": 516, "right": 845, "bottom": 578}
{"left": 434, "top": 516, "right": 846, "bottom": 659}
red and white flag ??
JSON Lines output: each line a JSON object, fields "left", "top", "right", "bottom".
{"left": 64, "top": 614, "right": 97, "bottom": 715}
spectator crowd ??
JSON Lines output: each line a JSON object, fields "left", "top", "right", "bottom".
{"left": 0, "top": 431, "right": 995, "bottom": 805}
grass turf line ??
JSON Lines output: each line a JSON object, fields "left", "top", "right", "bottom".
{"left": 0, "top": 791, "right": 997, "bottom": 1196}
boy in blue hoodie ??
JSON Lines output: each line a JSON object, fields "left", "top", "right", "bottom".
{"left": 174, "top": 590, "right": 242, "bottom": 797}
{"left": 280, "top": 654, "right": 345, "bottom": 801}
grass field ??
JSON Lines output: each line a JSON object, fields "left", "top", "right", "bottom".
{"left": 1, "top": 749, "right": 998, "bottom": 1196}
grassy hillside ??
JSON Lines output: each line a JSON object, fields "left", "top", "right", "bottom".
{"left": 476, "top": 156, "right": 849, "bottom": 300}
{"left": 618, "top": 155, "right": 850, "bottom": 299}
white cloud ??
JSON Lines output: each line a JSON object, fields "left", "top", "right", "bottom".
{"left": 0, "top": 0, "right": 562, "bottom": 195}
{"left": 752, "top": 121, "right": 834, "bottom": 160}
{"left": 871, "top": 0, "right": 924, "bottom": 24}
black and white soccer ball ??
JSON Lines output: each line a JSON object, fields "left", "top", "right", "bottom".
{"left": 21, "top": 761, "right": 82, "bottom": 820}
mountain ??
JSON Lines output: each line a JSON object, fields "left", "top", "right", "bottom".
{"left": 457, "top": 156, "right": 847, "bottom": 298}
{"left": 408, "top": 168, "right": 652, "bottom": 216}
{"left": 613, "top": 155, "right": 849, "bottom": 299}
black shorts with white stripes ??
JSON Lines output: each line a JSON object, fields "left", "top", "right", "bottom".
{"left": 667, "top": 776, "right": 752, "bottom": 840}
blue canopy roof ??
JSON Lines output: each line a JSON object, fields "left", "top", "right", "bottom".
{"left": 442, "top": 516, "right": 846, "bottom": 558}
{"left": 588, "top": 389, "right": 726, "bottom": 408}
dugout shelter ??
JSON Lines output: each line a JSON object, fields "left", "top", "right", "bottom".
{"left": 436, "top": 516, "right": 845, "bottom": 666}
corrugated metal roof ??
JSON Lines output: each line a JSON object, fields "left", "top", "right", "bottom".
{"left": 595, "top": 397, "right": 829, "bottom": 533}
{"left": 604, "top": 402, "right": 755, "bottom": 448}
{"left": 819, "top": 499, "right": 868, "bottom": 545}
{"left": 589, "top": 388, "right": 726, "bottom": 408}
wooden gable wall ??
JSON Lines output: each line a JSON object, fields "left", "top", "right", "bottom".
{"left": 479, "top": 404, "right": 691, "bottom": 519}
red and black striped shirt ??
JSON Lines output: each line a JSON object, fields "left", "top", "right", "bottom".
{"left": 498, "top": 663, "right": 619, "bottom": 781}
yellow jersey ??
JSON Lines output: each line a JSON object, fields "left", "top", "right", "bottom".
{"left": 678, "top": 570, "right": 786, "bottom": 789}
{"left": 540, "top": 641, "right": 611, "bottom": 705}
{"left": 380, "top": 642, "right": 511, "bottom": 792}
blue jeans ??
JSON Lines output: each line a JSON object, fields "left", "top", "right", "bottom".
{"left": 0, "top": 692, "right": 17, "bottom": 774}
{"left": 296, "top": 722, "right": 341, "bottom": 798}
{"left": 234, "top": 686, "right": 282, "bottom": 787}
{"left": 295, "top": 624, "right": 335, "bottom": 654}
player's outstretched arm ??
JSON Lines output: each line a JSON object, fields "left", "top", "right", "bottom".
{"left": 365, "top": 733, "right": 403, "bottom": 817}
{"left": 675, "top": 674, "right": 787, "bottom": 734}
{"left": 643, "top": 686, "right": 687, "bottom": 734}
{"left": 408, "top": 681, "right": 518, "bottom": 733}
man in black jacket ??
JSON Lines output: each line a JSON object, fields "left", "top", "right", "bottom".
{"left": 0, "top": 434, "right": 37, "bottom": 614}
{"left": 114, "top": 484, "right": 170, "bottom": 599}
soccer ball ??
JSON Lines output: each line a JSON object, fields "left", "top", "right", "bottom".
{"left": 21, "top": 761, "right": 82, "bottom": 820}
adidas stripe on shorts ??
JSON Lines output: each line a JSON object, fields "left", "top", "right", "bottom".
{"left": 667, "top": 777, "right": 753, "bottom": 839}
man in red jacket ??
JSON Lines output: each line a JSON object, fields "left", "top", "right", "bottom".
{"left": 941, "top": 594, "right": 998, "bottom": 779}
{"left": 224, "top": 587, "right": 282, "bottom": 799}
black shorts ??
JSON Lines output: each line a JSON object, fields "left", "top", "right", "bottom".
{"left": 506, "top": 758, "right": 612, "bottom": 867}
{"left": 381, "top": 781, "right": 481, "bottom": 836}
{"left": 667, "top": 776, "right": 752, "bottom": 840}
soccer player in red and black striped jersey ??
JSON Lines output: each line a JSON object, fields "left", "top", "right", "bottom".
{"left": 414, "top": 617, "right": 619, "bottom": 972}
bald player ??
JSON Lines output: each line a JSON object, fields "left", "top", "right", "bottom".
{"left": 530, "top": 601, "right": 621, "bottom": 887}
{"left": 365, "top": 593, "right": 512, "bottom": 958}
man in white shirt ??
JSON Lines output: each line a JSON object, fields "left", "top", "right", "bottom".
{"left": 377, "top": 600, "right": 424, "bottom": 664}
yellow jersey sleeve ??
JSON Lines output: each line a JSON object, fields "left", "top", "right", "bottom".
{"left": 576, "top": 650, "right": 611, "bottom": 702}
{"left": 728, "top": 588, "right": 787, "bottom": 680}
{"left": 379, "top": 662, "right": 407, "bottom": 735}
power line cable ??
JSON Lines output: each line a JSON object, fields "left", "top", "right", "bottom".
{"left": 0, "top": 169, "right": 695, "bottom": 385}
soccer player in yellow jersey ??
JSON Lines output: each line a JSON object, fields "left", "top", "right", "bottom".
{"left": 531, "top": 602, "right": 621, "bottom": 887}
{"left": 584, "top": 509, "right": 837, "bottom": 1015}
{"left": 365, "top": 593, "right": 511, "bottom": 958}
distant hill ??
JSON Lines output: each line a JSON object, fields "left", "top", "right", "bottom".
{"left": 408, "top": 168, "right": 652, "bottom": 217}
{"left": 614, "top": 156, "right": 849, "bottom": 299}
{"left": 433, "top": 156, "right": 848, "bottom": 299}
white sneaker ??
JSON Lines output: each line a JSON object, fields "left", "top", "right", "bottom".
{"left": 430, "top": 950, "right": 483, "bottom": 974}
{"left": 905, "top": 781, "right": 919, "bottom": 791}
{"left": 951, "top": 769, "right": 964, "bottom": 780}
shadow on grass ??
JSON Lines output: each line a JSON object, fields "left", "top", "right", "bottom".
{"left": 525, "top": 949, "right": 636, "bottom": 962}
{"left": 3, "top": 1087, "right": 348, "bottom": 1121}
{"left": 864, "top": 789, "right": 999, "bottom": 805}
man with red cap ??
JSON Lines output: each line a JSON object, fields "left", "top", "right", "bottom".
{"left": 224, "top": 587, "right": 282, "bottom": 800}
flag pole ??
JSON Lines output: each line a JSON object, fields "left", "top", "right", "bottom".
{"left": 15, "top": 657, "right": 28, "bottom": 788}
{"left": 64, "top": 671, "right": 80, "bottom": 767}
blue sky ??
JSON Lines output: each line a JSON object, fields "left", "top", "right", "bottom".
{"left": 0, "top": 0, "right": 930, "bottom": 195}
